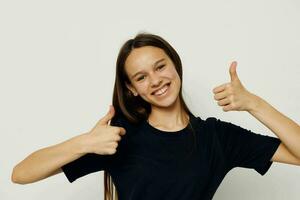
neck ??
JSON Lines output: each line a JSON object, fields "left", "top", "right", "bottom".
{"left": 147, "top": 98, "right": 190, "bottom": 130}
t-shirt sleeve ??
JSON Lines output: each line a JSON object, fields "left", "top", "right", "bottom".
{"left": 61, "top": 153, "right": 115, "bottom": 183}
{"left": 61, "top": 114, "right": 129, "bottom": 183}
{"left": 210, "top": 117, "right": 281, "bottom": 176}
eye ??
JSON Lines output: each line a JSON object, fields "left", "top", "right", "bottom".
{"left": 157, "top": 65, "right": 165, "bottom": 70}
{"left": 137, "top": 75, "right": 146, "bottom": 81}
{"left": 136, "top": 65, "right": 165, "bottom": 82}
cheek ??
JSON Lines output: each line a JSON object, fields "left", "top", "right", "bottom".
{"left": 169, "top": 69, "right": 181, "bottom": 83}
{"left": 161, "top": 67, "right": 176, "bottom": 80}
{"left": 136, "top": 84, "right": 148, "bottom": 95}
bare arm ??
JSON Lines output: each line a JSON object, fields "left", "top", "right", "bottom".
{"left": 11, "top": 133, "right": 89, "bottom": 184}
{"left": 213, "top": 61, "right": 300, "bottom": 165}
{"left": 11, "top": 106, "right": 126, "bottom": 185}
{"left": 248, "top": 95, "right": 300, "bottom": 160}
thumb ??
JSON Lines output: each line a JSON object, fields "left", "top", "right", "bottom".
{"left": 119, "top": 127, "right": 126, "bottom": 136}
{"left": 98, "top": 105, "right": 115, "bottom": 126}
{"left": 229, "top": 61, "right": 238, "bottom": 82}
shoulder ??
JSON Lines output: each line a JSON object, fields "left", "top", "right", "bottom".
{"left": 197, "top": 116, "right": 240, "bottom": 130}
{"left": 110, "top": 113, "right": 141, "bottom": 134}
{"left": 194, "top": 116, "right": 242, "bottom": 140}
{"left": 194, "top": 116, "right": 229, "bottom": 130}
{"left": 191, "top": 115, "right": 222, "bottom": 140}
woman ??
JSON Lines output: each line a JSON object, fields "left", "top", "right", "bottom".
{"left": 11, "top": 33, "right": 300, "bottom": 200}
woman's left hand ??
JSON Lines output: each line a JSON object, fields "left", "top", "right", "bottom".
{"left": 212, "top": 61, "right": 257, "bottom": 112}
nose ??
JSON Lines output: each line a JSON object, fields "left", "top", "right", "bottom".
{"left": 149, "top": 74, "right": 163, "bottom": 88}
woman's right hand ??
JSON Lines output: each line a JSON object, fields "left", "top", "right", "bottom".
{"left": 85, "top": 105, "right": 126, "bottom": 155}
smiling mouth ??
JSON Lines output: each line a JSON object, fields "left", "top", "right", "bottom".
{"left": 151, "top": 83, "right": 171, "bottom": 96}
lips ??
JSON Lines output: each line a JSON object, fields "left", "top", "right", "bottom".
{"left": 151, "top": 83, "right": 171, "bottom": 95}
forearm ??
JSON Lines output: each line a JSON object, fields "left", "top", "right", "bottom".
{"left": 12, "top": 132, "right": 90, "bottom": 184}
{"left": 248, "top": 94, "right": 300, "bottom": 159}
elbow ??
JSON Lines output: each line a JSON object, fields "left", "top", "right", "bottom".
{"left": 11, "top": 165, "right": 29, "bottom": 185}
{"left": 11, "top": 166, "right": 22, "bottom": 184}
{"left": 11, "top": 167, "right": 20, "bottom": 184}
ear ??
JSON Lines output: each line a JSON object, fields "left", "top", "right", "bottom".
{"left": 125, "top": 82, "right": 138, "bottom": 96}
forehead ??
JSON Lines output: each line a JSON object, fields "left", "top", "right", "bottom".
{"left": 125, "top": 46, "right": 168, "bottom": 72}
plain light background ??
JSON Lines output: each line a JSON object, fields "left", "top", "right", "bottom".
{"left": 1, "top": 0, "right": 300, "bottom": 199}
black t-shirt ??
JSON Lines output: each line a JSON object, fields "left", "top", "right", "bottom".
{"left": 61, "top": 113, "right": 281, "bottom": 200}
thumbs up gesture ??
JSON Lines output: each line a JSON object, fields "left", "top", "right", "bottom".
{"left": 212, "top": 61, "right": 256, "bottom": 112}
{"left": 85, "top": 105, "right": 126, "bottom": 155}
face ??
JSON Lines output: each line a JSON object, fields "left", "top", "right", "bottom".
{"left": 124, "top": 46, "right": 182, "bottom": 108}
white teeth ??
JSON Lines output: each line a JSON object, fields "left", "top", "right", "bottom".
{"left": 154, "top": 84, "right": 169, "bottom": 96}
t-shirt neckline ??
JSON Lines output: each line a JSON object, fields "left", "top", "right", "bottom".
{"left": 143, "top": 112, "right": 196, "bottom": 138}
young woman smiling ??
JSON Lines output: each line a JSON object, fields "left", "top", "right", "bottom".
{"left": 12, "top": 33, "right": 300, "bottom": 200}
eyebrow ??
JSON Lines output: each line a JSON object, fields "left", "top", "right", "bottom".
{"left": 131, "top": 58, "right": 165, "bottom": 79}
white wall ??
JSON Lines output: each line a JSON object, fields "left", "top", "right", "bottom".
{"left": 1, "top": 0, "right": 299, "bottom": 199}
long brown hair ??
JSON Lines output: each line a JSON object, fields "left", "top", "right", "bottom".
{"left": 104, "top": 32, "right": 197, "bottom": 200}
